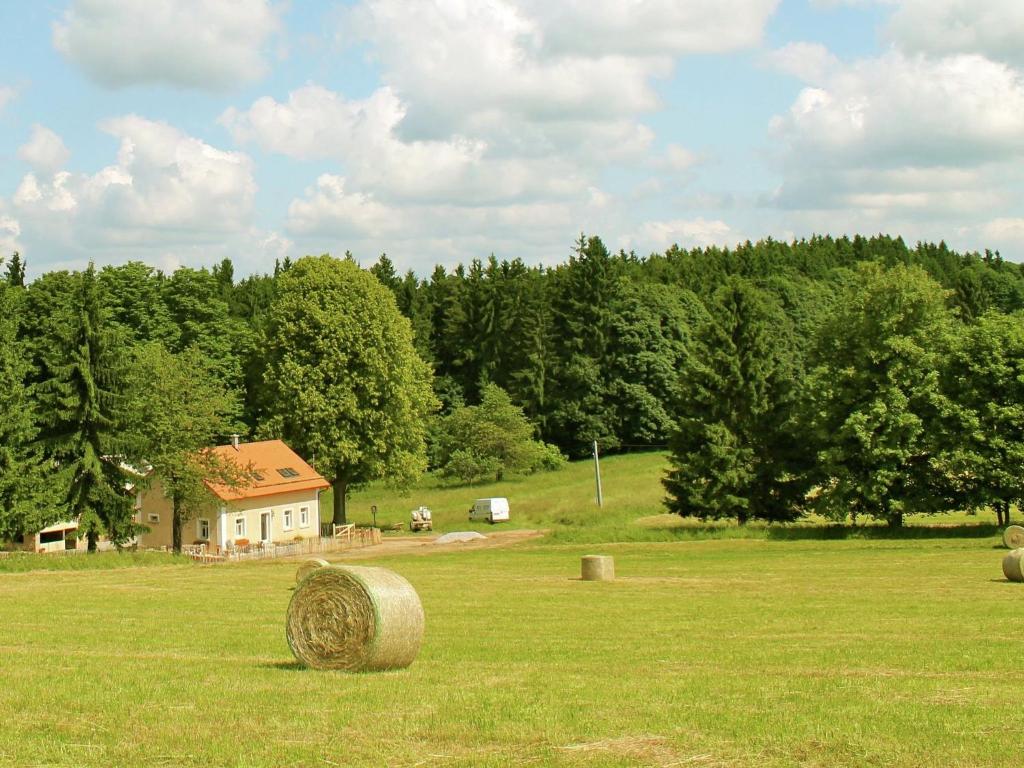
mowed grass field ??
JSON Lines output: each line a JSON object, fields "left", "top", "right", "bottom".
{"left": 0, "top": 454, "right": 1019, "bottom": 766}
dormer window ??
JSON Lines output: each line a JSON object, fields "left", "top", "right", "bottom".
{"left": 277, "top": 467, "right": 299, "bottom": 478}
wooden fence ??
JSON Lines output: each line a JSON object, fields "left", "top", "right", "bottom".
{"left": 180, "top": 526, "right": 383, "bottom": 564}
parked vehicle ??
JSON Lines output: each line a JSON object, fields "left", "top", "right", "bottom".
{"left": 410, "top": 506, "right": 433, "bottom": 532}
{"left": 468, "top": 497, "right": 510, "bottom": 524}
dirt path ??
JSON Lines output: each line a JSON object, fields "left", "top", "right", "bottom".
{"left": 328, "top": 528, "right": 546, "bottom": 561}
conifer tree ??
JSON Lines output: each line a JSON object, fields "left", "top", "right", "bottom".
{"left": 36, "top": 265, "right": 134, "bottom": 550}
{"left": 663, "top": 276, "right": 804, "bottom": 523}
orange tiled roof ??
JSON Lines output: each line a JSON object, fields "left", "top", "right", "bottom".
{"left": 204, "top": 439, "right": 329, "bottom": 501}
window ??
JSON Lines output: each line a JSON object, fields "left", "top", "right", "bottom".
{"left": 299, "top": 507, "right": 309, "bottom": 528}
{"left": 277, "top": 467, "right": 299, "bottom": 478}
{"left": 283, "top": 508, "right": 293, "bottom": 530}
{"left": 148, "top": 513, "right": 160, "bottom": 524}
{"left": 253, "top": 472, "right": 264, "bottom": 481}
{"left": 197, "top": 518, "right": 210, "bottom": 540}
{"left": 39, "top": 530, "right": 64, "bottom": 544}
{"left": 235, "top": 517, "right": 246, "bottom": 537}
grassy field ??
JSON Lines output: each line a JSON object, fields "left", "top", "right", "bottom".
{"left": 0, "top": 535, "right": 1018, "bottom": 766}
{"left": 0, "top": 454, "right": 1017, "bottom": 766}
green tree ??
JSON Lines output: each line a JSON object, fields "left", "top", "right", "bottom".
{"left": 807, "top": 264, "right": 956, "bottom": 526}
{"left": 5, "top": 252, "right": 25, "bottom": 287}
{"left": 942, "top": 311, "right": 1024, "bottom": 526}
{"left": 663, "top": 277, "right": 804, "bottom": 524}
{"left": 35, "top": 265, "right": 135, "bottom": 550}
{"left": 0, "top": 265, "right": 49, "bottom": 541}
{"left": 262, "top": 255, "right": 437, "bottom": 524}
{"left": 126, "top": 343, "right": 247, "bottom": 552}
{"left": 432, "top": 383, "right": 563, "bottom": 484}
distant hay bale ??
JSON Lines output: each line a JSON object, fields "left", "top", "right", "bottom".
{"left": 1003, "top": 549, "right": 1024, "bottom": 583}
{"left": 1003, "top": 526, "right": 1024, "bottom": 549}
{"left": 295, "top": 558, "right": 330, "bottom": 584}
{"left": 286, "top": 565, "right": 424, "bottom": 671}
{"left": 581, "top": 555, "right": 615, "bottom": 582}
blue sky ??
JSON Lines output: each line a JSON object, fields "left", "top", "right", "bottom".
{"left": 1, "top": 0, "right": 1022, "bottom": 278}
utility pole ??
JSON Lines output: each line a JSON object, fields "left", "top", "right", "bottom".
{"left": 593, "top": 440, "right": 603, "bottom": 508}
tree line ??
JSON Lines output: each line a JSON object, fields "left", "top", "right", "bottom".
{"left": 1, "top": 233, "right": 1023, "bottom": 549}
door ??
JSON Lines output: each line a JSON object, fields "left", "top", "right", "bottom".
{"left": 260, "top": 512, "right": 272, "bottom": 543}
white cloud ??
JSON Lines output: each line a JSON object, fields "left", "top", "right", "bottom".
{"left": 763, "top": 42, "right": 839, "bottom": 83}
{"left": 286, "top": 175, "right": 398, "bottom": 237}
{"left": 664, "top": 144, "right": 698, "bottom": 172}
{"left": 18, "top": 125, "right": 71, "bottom": 174}
{"left": 53, "top": 0, "right": 280, "bottom": 90}
{"left": 885, "top": 0, "right": 1024, "bottom": 65}
{"left": 12, "top": 116, "right": 256, "bottom": 254}
{"left": 528, "top": 0, "right": 779, "bottom": 57}
{"left": 770, "top": 52, "right": 1024, "bottom": 170}
{"left": 632, "top": 218, "right": 739, "bottom": 251}
{"left": 222, "top": 84, "right": 594, "bottom": 204}
{"left": 0, "top": 214, "right": 21, "bottom": 255}
{"left": 0, "top": 86, "right": 15, "bottom": 112}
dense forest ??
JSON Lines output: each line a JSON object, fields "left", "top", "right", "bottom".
{"left": 2, "top": 233, "right": 1024, "bottom": 546}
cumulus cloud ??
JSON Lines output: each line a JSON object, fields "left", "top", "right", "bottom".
{"left": 632, "top": 218, "right": 739, "bottom": 252}
{"left": 53, "top": 0, "right": 281, "bottom": 90}
{"left": 885, "top": 0, "right": 1024, "bottom": 65}
{"left": 528, "top": 0, "right": 779, "bottom": 57}
{"left": 286, "top": 175, "right": 398, "bottom": 237}
{"left": 222, "top": 84, "right": 596, "bottom": 204}
{"left": 763, "top": 42, "right": 839, "bottom": 82}
{"left": 18, "top": 125, "right": 71, "bottom": 174}
{"left": 769, "top": 52, "right": 1024, "bottom": 176}
{"left": 0, "top": 214, "right": 21, "bottom": 255}
{"left": 12, "top": 115, "right": 256, "bottom": 252}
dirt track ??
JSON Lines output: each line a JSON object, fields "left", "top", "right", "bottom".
{"left": 330, "top": 528, "right": 545, "bottom": 560}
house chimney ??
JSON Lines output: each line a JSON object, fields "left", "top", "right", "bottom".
{"left": 230, "top": 434, "right": 240, "bottom": 450}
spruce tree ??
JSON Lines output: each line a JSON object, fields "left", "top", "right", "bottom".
{"left": 663, "top": 276, "right": 804, "bottom": 523}
{"left": 36, "top": 265, "right": 134, "bottom": 550}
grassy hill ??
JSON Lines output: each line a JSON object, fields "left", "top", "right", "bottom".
{"left": 334, "top": 452, "right": 1004, "bottom": 543}
{"left": 339, "top": 451, "right": 673, "bottom": 540}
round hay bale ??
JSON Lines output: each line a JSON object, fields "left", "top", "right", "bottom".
{"left": 1003, "top": 549, "right": 1024, "bottom": 582}
{"left": 1003, "top": 525, "right": 1024, "bottom": 549}
{"left": 581, "top": 554, "right": 615, "bottom": 582}
{"left": 295, "top": 558, "right": 330, "bottom": 584}
{"left": 286, "top": 565, "right": 424, "bottom": 671}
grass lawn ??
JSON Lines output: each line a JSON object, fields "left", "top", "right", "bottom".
{"left": 0, "top": 533, "right": 1018, "bottom": 767}
{"left": 1, "top": 454, "right": 1017, "bottom": 766}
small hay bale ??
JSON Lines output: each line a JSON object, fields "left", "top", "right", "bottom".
{"left": 286, "top": 565, "right": 424, "bottom": 671}
{"left": 1003, "top": 525, "right": 1024, "bottom": 549}
{"left": 581, "top": 554, "right": 615, "bottom": 582}
{"left": 1003, "top": 549, "right": 1024, "bottom": 582}
{"left": 295, "top": 557, "right": 330, "bottom": 584}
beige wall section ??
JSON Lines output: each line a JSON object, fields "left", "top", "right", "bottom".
{"left": 220, "top": 489, "right": 322, "bottom": 549}
{"left": 136, "top": 479, "right": 218, "bottom": 550}
{"left": 137, "top": 482, "right": 321, "bottom": 551}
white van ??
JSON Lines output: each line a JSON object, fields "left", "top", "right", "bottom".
{"left": 468, "top": 497, "right": 510, "bottom": 524}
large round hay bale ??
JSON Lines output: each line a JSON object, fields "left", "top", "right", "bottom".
{"left": 1003, "top": 549, "right": 1024, "bottom": 582}
{"left": 581, "top": 554, "right": 615, "bottom": 582}
{"left": 1003, "top": 525, "right": 1024, "bottom": 549}
{"left": 286, "top": 565, "right": 424, "bottom": 671}
{"left": 295, "top": 558, "right": 330, "bottom": 583}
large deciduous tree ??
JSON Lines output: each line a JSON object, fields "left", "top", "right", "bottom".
{"left": 807, "top": 264, "right": 956, "bottom": 527}
{"left": 126, "top": 343, "right": 246, "bottom": 552}
{"left": 942, "top": 311, "right": 1024, "bottom": 526}
{"left": 262, "top": 255, "right": 437, "bottom": 525}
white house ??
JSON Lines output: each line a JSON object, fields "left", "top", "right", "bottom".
{"left": 135, "top": 438, "right": 329, "bottom": 552}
